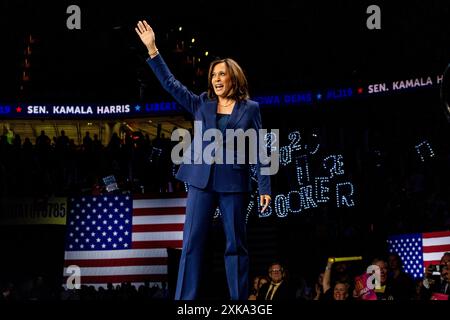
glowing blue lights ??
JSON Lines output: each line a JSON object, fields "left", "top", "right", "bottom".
{"left": 277, "top": 146, "right": 355, "bottom": 216}
{"left": 272, "top": 152, "right": 353, "bottom": 214}
{"left": 0, "top": 105, "right": 11, "bottom": 114}
{"left": 305, "top": 133, "right": 320, "bottom": 155}
{"left": 274, "top": 194, "right": 288, "bottom": 218}
{"left": 299, "top": 186, "right": 318, "bottom": 210}
{"left": 280, "top": 146, "right": 292, "bottom": 166}
{"left": 415, "top": 140, "right": 435, "bottom": 162}
{"left": 273, "top": 186, "right": 320, "bottom": 217}
{"left": 279, "top": 130, "right": 301, "bottom": 167}
{"left": 287, "top": 191, "right": 304, "bottom": 214}
{"left": 315, "top": 177, "right": 331, "bottom": 203}
{"left": 264, "top": 132, "right": 278, "bottom": 152}
{"left": 250, "top": 164, "right": 258, "bottom": 182}
{"left": 288, "top": 131, "right": 302, "bottom": 151}
{"left": 172, "top": 164, "right": 177, "bottom": 177}
{"left": 246, "top": 196, "right": 255, "bottom": 222}
{"left": 214, "top": 207, "right": 221, "bottom": 219}
{"left": 336, "top": 182, "right": 355, "bottom": 208}
{"left": 278, "top": 131, "right": 322, "bottom": 167}
{"left": 322, "top": 154, "right": 345, "bottom": 178}
{"left": 247, "top": 130, "right": 357, "bottom": 218}
{"left": 296, "top": 156, "right": 311, "bottom": 186}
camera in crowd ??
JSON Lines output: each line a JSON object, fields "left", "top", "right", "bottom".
{"left": 428, "top": 264, "right": 448, "bottom": 277}
{"left": 428, "top": 264, "right": 441, "bottom": 273}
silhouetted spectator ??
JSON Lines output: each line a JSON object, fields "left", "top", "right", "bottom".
{"left": 36, "top": 130, "right": 51, "bottom": 151}
{"left": 83, "top": 131, "right": 93, "bottom": 152}
{"left": 387, "top": 253, "right": 415, "bottom": 300}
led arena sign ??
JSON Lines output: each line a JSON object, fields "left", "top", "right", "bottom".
{"left": 0, "top": 102, "right": 179, "bottom": 118}
{"left": 251, "top": 130, "right": 356, "bottom": 219}
{"left": 367, "top": 75, "right": 441, "bottom": 94}
{"left": 0, "top": 73, "right": 442, "bottom": 118}
{"left": 27, "top": 105, "right": 130, "bottom": 115}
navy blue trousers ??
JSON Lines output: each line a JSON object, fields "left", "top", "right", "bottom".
{"left": 175, "top": 184, "right": 249, "bottom": 300}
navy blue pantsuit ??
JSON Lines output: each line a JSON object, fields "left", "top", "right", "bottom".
{"left": 146, "top": 54, "right": 271, "bottom": 300}
{"left": 175, "top": 185, "right": 249, "bottom": 300}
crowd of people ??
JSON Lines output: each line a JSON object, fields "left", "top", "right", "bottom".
{"left": 1, "top": 252, "right": 449, "bottom": 301}
{"left": 0, "top": 128, "right": 183, "bottom": 198}
{"left": 0, "top": 278, "right": 169, "bottom": 301}
{"left": 0, "top": 116, "right": 449, "bottom": 301}
{"left": 247, "top": 252, "right": 450, "bottom": 301}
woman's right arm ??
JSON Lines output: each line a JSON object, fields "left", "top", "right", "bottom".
{"left": 135, "top": 20, "right": 202, "bottom": 115}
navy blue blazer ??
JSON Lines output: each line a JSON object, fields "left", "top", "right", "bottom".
{"left": 146, "top": 54, "right": 271, "bottom": 196}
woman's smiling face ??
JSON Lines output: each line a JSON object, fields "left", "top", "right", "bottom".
{"left": 211, "top": 62, "right": 232, "bottom": 98}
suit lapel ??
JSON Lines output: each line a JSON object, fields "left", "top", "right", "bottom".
{"left": 225, "top": 100, "right": 246, "bottom": 130}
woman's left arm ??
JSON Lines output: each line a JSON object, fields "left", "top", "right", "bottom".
{"left": 251, "top": 102, "right": 272, "bottom": 212}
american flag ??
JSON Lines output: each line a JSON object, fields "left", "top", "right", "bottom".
{"left": 63, "top": 194, "right": 186, "bottom": 288}
{"left": 387, "top": 231, "right": 450, "bottom": 279}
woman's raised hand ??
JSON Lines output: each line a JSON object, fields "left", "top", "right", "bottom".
{"left": 135, "top": 20, "right": 157, "bottom": 53}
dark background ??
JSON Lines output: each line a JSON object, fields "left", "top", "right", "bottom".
{"left": 1, "top": 0, "right": 450, "bottom": 102}
{"left": 1, "top": 0, "right": 450, "bottom": 300}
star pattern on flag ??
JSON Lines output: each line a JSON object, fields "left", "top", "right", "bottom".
{"left": 387, "top": 233, "right": 424, "bottom": 279}
{"left": 66, "top": 195, "right": 132, "bottom": 251}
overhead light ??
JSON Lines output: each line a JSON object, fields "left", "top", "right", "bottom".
{"left": 204, "top": 51, "right": 209, "bottom": 57}
{"left": 178, "top": 26, "right": 182, "bottom": 31}
{"left": 191, "top": 38, "right": 195, "bottom": 43}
